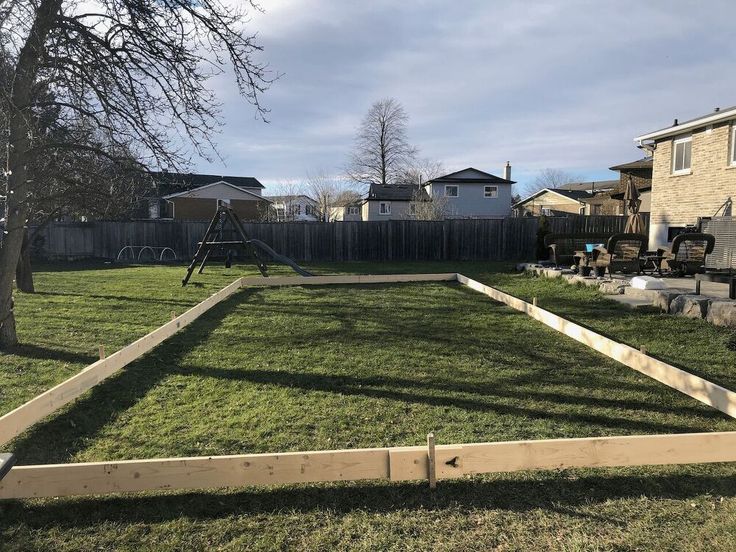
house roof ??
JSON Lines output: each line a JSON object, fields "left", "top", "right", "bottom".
{"left": 635, "top": 105, "right": 736, "bottom": 142}
{"left": 367, "top": 183, "right": 429, "bottom": 201}
{"left": 512, "top": 188, "right": 591, "bottom": 208}
{"left": 557, "top": 180, "right": 619, "bottom": 193}
{"left": 162, "top": 181, "right": 270, "bottom": 202}
{"left": 608, "top": 158, "right": 653, "bottom": 171}
{"left": 425, "top": 167, "right": 515, "bottom": 185}
{"left": 151, "top": 171, "right": 264, "bottom": 195}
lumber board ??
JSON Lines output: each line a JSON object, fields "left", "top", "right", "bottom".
{"left": 4, "top": 431, "right": 736, "bottom": 499}
{"left": 239, "top": 273, "right": 458, "bottom": 287}
{"left": 456, "top": 274, "right": 736, "bottom": 418}
{"left": 0, "top": 448, "right": 390, "bottom": 499}
{"left": 0, "top": 278, "right": 244, "bottom": 446}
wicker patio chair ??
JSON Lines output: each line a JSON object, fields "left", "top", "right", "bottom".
{"left": 593, "top": 233, "right": 648, "bottom": 277}
{"left": 657, "top": 233, "right": 715, "bottom": 276}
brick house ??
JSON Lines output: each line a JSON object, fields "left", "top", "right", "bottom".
{"left": 635, "top": 106, "right": 736, "bottom": 248}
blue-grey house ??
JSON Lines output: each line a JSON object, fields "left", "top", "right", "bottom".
{"left": 421, "top": 166, "right": 515, "bottom": 219}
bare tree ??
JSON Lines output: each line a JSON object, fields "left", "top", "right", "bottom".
{"left": 0, "top": 0, "right": 274, "bottom": 347}
{"left": 266, "top": 180, "right": 306, "bottom": 222}
{"left": 347, "top": 98, "right": 417, "bottom": 187}
{"left": 523, "top": 168, "right": 581, "bottom": 197}
{"left": 305, "top": 171, "right": 361, "bottom": 221}
{"left": 396, "top": 157, "right": 445, "bottom": 186}
{"left": 408, "top": 190, "right": 451, "bottom": 221}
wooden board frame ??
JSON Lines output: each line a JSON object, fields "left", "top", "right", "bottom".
{"left": 3, "top": 271, "right": 736, "bottom": 500}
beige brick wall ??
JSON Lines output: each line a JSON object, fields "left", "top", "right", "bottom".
{"left": 650, "top": 120, "right": 736, "bottom": 247}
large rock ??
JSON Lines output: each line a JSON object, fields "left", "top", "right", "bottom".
{"left": 598, "top": 280, "right": 631, "bottom": 295}
{"left": 624, "top": 286, "right": 659, "bottom": 301}
{"left": 652, "top": 289, "right": 690, "bottom": 313}
{"left": 706, "top": 300, "right": 736, "bottom": 327}
{"left": 670, "top": 294, "right": 711, "bottom": 319}
{"left": 571, "top": 275, "right": 600, "bottom": 287}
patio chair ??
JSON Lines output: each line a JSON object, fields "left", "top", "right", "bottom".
{"left": 592, "top": 233, "right": 648, "bottom": 277}
{"left": 543, "top": 233, "right": 612, "bottom": 266}
{"left": 657, "top": 232, "right": 715, "bottom": 276}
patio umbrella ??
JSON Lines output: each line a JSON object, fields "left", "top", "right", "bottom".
{"left": 623, "top": 175, "right": 645, "bottom": 234}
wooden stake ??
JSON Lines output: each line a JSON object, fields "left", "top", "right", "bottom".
{"left": 171, "top": 311, "right": 176, "bottom": 321}
{"left": 532, "top": 297, "right": 538, "bottom": 307}
{"left": 640, "top": 345, "right": 647, "bottom": 355}
{"left": 98, "top": 345, "right": 105, "bottom": 360}
{"left": 427, "top": 432, "right": 436, "bottom": 489}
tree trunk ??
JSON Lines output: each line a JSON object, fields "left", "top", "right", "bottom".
{"left": 0, "top": 0, "right": 62, "bottom": 348}
{"left": 15, "top": 229, "right": 35, "bottom": 293}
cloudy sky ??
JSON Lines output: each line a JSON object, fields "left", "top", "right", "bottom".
{"left": 195, "top": 0, "right": 736, "bottom": 193}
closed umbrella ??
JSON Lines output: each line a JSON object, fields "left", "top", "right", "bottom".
{"left": 623, "top": 175, "right": 645, "bottom": 234}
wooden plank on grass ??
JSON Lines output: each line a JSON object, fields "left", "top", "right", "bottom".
{"left": 0, "top": 278, "right": 244, "bottom": 446}
{"left": 456, "top": 274, "right": 736, "bottom": 418}
{"left": 0, "top": 448, "right": 390, "bottom": 499}
{"left": 239, "top": 273, "right": 458, "bottom": 287}
{"left": 5, "top": 431, "right": 736, "bottom": 499}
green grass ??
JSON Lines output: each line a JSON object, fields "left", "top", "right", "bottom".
{"left": 2, "top": 261, "right": 736, "bottom": 551}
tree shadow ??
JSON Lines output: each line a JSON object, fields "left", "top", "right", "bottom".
{"left": 7, "top": 293, "right": 246, "bottom": 465}
{"left": 6, "top": 343, "right": 98, "bottom": 366}
{"left": 3, "top": 470, "right": 736, "bottom": 529}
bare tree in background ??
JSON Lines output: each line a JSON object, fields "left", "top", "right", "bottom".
{"left": 267, "top": 180, "right": 306, "bottom": 221}
{"left": 305, "top": 171, "right": 361, "bottom": 221}
{"left": 0, "top": 0, "right": 274, "bottom": 347}
{"left": 522, "top": 168, "right": 581, "bottom": 197}
{"left": 396, "top": 157, "right": 445, "bottom": 186}
{"left": 408, "top": 190, "right": 451, "bottom": 221}
{"left": 347, "top": 98, "right": 417, "bottom": 187}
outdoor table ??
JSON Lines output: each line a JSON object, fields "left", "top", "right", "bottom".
{"left": 695, "top": 272, "right": 736, "bottom": 300}
{"left": 640, "top": 254, "right": 665, "bottom": 276}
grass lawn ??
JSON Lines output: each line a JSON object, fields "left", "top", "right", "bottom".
{"left": 2, "top": 261, "right": 736, "bottom": 551}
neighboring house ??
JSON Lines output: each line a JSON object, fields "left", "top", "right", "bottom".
{"left": 513, "top": 188, "right": 592, "bottom": 216}
{"left": 147, "top": 172, "right": 266, "bottom": 220}
{"left": 556, "top": 180, "right": 619, "bottom": 216}
{"left": 607, "top": 158, "right": 653, "bottom": 215}
{"left": 265, "top": 195, "right": 319, "bottom": 222}
{"left": 330, "top": 201, "right": 363, "bottom": 222}
{"left": 635, "top": 105, "right": 736, "bottom": 248}
{"left": 362, "top": 183, "right": 429, "bottom": 221}
{"left": 421, "top": 166, "right": 515, "bottom": 219}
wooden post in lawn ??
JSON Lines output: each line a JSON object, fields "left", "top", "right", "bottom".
{"left": 171, "top": 311, "right": 177, "bottom": 321}
{"left": 532, "top": 297, "right": 538, "bottom": 307}
{"left": 427, "top": 432, "right": 436, "bottom": 489}
{"left": 98, "top": 345, "right": 105, "bottom": 360}
{"left": 640, "top": 345, "right": 647, "bottom": 355}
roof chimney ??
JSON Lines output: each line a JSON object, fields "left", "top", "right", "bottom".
{"left": 503, "top": 161, "right": 511, "bottom": 181}
{"left": 715, "top": 107, "right": 721, "bottom": 112}
{"left": 673, "top": 118, "right": 679, "bottom": 126}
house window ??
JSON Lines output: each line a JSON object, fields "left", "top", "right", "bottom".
{"left": 305, "top": 204, "right": 315, "bottom": 216}
{"left": 731, "top": 126, "right": 736, "bottom": 166}
{"left": 379, "top": 202, "right": 391, "bottom": 215}
{"left": 289, "top": 204, "right": 302, "bottom": 216}
{"left": 483, "top": 185, "right": 498, "bottom": 198}
{"left": 444, "top": 185, "right": 459, "bottom": 197}
{"left": 672, "top": 135, "right": 692, "bottom": 174}
{"left": 348, "top": 206, "right": 359, "bottom": 215}
{"left": 541, "top": 207, "right": 552, "bottom": 216}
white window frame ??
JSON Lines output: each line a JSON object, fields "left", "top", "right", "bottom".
{"left": 672, "top": 135, "right": 692, "bottom": 175}
{"left": 378, "top": 201, "right": 391, "bottom": 215}
{"left": 731, "top": 125, "right": 736, "bottom": 166}
{"left": 347, "top": 206, "right": 359, "bottom": 215}
{"left": 483, "top": 185, "right": 498, "bottom": 198}
{"left": 444, "top": 185, "right": 459, "bottom": 198}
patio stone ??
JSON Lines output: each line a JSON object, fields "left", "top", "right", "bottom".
{"left": 624, "top": 286, "right": 659, "bottom": 301}
{"left": 598, "top": 280, "right": 630, "bottom": 295}
{"left": 706, "top": 300, "right": 736, "bottom": 328}
{"left": 652, "top": 289, "right": 690, "bottom": 313}
{"left": 670, "top": 294, "right": 711, "bottom": 319}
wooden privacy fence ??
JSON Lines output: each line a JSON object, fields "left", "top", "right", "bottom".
{"left": 1, "top": 271, "right": 734, "bottom": 501}
{"left": 30, "top": 215, "right": 646, "bottom": 263}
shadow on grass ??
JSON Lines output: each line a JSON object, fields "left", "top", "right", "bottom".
{"left": 33, "top": 290, "right": 201, "bottom": 309}
{"left": 7, "top": 343, "right": 98, "bottom": 366}
{"left": 8, "top": 293, "right": 246, "bottom": 465}
{"left": 186, "top": 366, "right": 718, "bottom": 434}
{"left": 3, "top": 471, "right": 736, "bottom": 528}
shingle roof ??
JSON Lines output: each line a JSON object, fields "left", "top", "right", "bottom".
{"left": 427, "top": 167, "right": 515, "bottom": 185}
{"left": 151, "top": 171, "right": 264, "bottom": 196}
{"left": 550, "top": 189, "right": 593, "bottom": 201}
{"left": 367, "top": 183, "right": 429, "bottom": 201}
{"left": 608, "top": 158, "right": 653, "bottom": 171}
